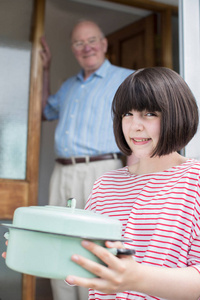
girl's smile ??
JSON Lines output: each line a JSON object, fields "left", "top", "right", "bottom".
{"left": 132, "top": 137, "right": 151, "bottom": 145}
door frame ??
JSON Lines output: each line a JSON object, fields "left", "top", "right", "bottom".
{"left": 23, "top": 1, "right": 45, "bottom": 298}
{"left": 1, "top": 1, "right": 177, "bottom": 299}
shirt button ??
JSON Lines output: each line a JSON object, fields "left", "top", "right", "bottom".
{"left": 70, "top": 114, "right": 74, "bottom": 118}
{"left": 65, "top": 131, "right": 69, "bottom": 134}
{"left": 64, "top": 148, "right": 68, "bottom": 152}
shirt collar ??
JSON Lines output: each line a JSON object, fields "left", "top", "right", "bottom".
{"left": 76, "top": 59, "right": 111, "bottom": 82}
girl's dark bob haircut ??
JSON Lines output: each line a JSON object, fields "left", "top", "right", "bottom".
{"left": 112, "top": 67, "right": 199, "bottom": 157}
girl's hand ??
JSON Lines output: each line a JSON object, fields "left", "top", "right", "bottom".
{"left": 66, "top": 241, "right": 200, "bottom": 299}
{"left": 65, "top": 240, "right": 138, "bottom": 294}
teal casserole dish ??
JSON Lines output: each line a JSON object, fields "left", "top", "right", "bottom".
{"left": 2, "top": 199, "right": 131, "bottom": 279}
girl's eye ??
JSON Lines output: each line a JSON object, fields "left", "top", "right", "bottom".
{"left": 145, "top": 112, "right": 157, "bottom": 117}
{"left": 122, "top": 112, "right": 132, "bottom": 118}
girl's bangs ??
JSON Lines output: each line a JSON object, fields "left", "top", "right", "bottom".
{"left": 119, "top": 81, "right": 161, "bottom": 116}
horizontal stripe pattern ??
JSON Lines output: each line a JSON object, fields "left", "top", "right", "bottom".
{"left": 85, "top": 159, "right": 200, "bottom": 300}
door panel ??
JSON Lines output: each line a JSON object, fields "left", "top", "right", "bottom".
{"left": 0, "top": 181, "right": 28, "bottom": 219}
{"left": 106, "top": 14, "right": 157, "bottom": 69}
{"left": 0, "top": 39, "right": 30, "bottom": 180}
{"left": 121, "top": 33, "right": 146, "bottom": 69}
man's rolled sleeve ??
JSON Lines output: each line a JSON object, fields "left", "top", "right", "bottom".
{"left": 43, "top": 94, "right": 59, "bottom": 120}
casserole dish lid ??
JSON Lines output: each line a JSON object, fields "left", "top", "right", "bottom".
{"left": 8, "top": 198, "right": 123, "bottom": 241}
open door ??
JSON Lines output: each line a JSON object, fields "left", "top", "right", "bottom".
{"left": 106, "top": 12, "right": 174, "bottom": 70}
{"left": 106, "top": 14, "right": 157, "bottom": 69}
{"left": 0, "top": 0, "right": 45, "bottom": 299}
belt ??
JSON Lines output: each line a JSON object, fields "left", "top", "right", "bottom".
{"left": 56, "top": 153, "right": 121, "bottom": 165}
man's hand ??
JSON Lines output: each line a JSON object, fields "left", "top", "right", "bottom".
{"left": 40, "top": 36, "right": 51, "bottom": 70}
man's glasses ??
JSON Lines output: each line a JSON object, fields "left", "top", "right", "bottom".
{"left": 72, "top": 37, "right": 102, "bottom": 51}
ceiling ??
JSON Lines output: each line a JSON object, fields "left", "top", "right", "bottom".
{"left": 0, "top": 0, "right": 178, "bottom": 41}
{"left": 47, "top": 0, "right": 178, "bottom": 35}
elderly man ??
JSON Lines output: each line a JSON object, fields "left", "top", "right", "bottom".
{"left": 40, "top": 19, "right": 136, "bottom": 300}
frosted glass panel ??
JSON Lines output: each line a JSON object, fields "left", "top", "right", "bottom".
{"left": 0, "top": 39, "right": 31, "bottom": 179}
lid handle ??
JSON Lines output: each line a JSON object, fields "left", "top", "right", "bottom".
{"left": 67, "top": 198, "right": 76, "bottom": 209}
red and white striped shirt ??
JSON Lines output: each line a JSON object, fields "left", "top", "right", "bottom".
{"left": 85, "top": 159, "right": 200, "bottom": 300}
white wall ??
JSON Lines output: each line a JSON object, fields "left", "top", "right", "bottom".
{"left": 179, "top": 0, "right": 200, "bottom": 159}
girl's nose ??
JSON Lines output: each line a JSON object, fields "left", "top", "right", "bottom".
{"left": 131, "top": 118, "right": 143, "bottom": 131}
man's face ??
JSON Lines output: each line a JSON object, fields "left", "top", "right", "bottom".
{"left": 71, "top": 21, "right": 108, "bottom": 78}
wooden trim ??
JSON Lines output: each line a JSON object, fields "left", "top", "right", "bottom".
{"left": 0, "top": 180, "right": 29, "bottom": 219}
{"left": 160, "top": 9, "right": 173, "bottom": 68}
{"left": 143, "top": 14, "right": 157, "bottom": 67}
{"left": 26, "top": 0, "right": 45, "bottom": 206}
{"left": 102, "top": 0, "right": 178, "bottom": 14}
{"left": 22, "top": 0, "right": 46, "bottom": 299}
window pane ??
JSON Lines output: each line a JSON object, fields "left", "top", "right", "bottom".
{"left": 0, "top": 39, "right": 31, "bottom": 179}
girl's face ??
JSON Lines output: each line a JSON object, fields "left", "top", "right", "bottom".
{"left": 122, "top": 109, "right": 161, "bottom": 159}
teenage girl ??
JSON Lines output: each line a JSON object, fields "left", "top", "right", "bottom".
{"left": 66, "top": 67, "right": 200, "bottom": 300}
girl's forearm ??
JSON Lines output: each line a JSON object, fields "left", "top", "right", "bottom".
{"left": 133, "top": 264, "right": 200, "bottom": 300}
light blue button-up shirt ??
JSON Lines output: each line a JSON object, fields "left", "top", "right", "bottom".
{"left": 44, "top": 59, "right": 133, "bottom": 158}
